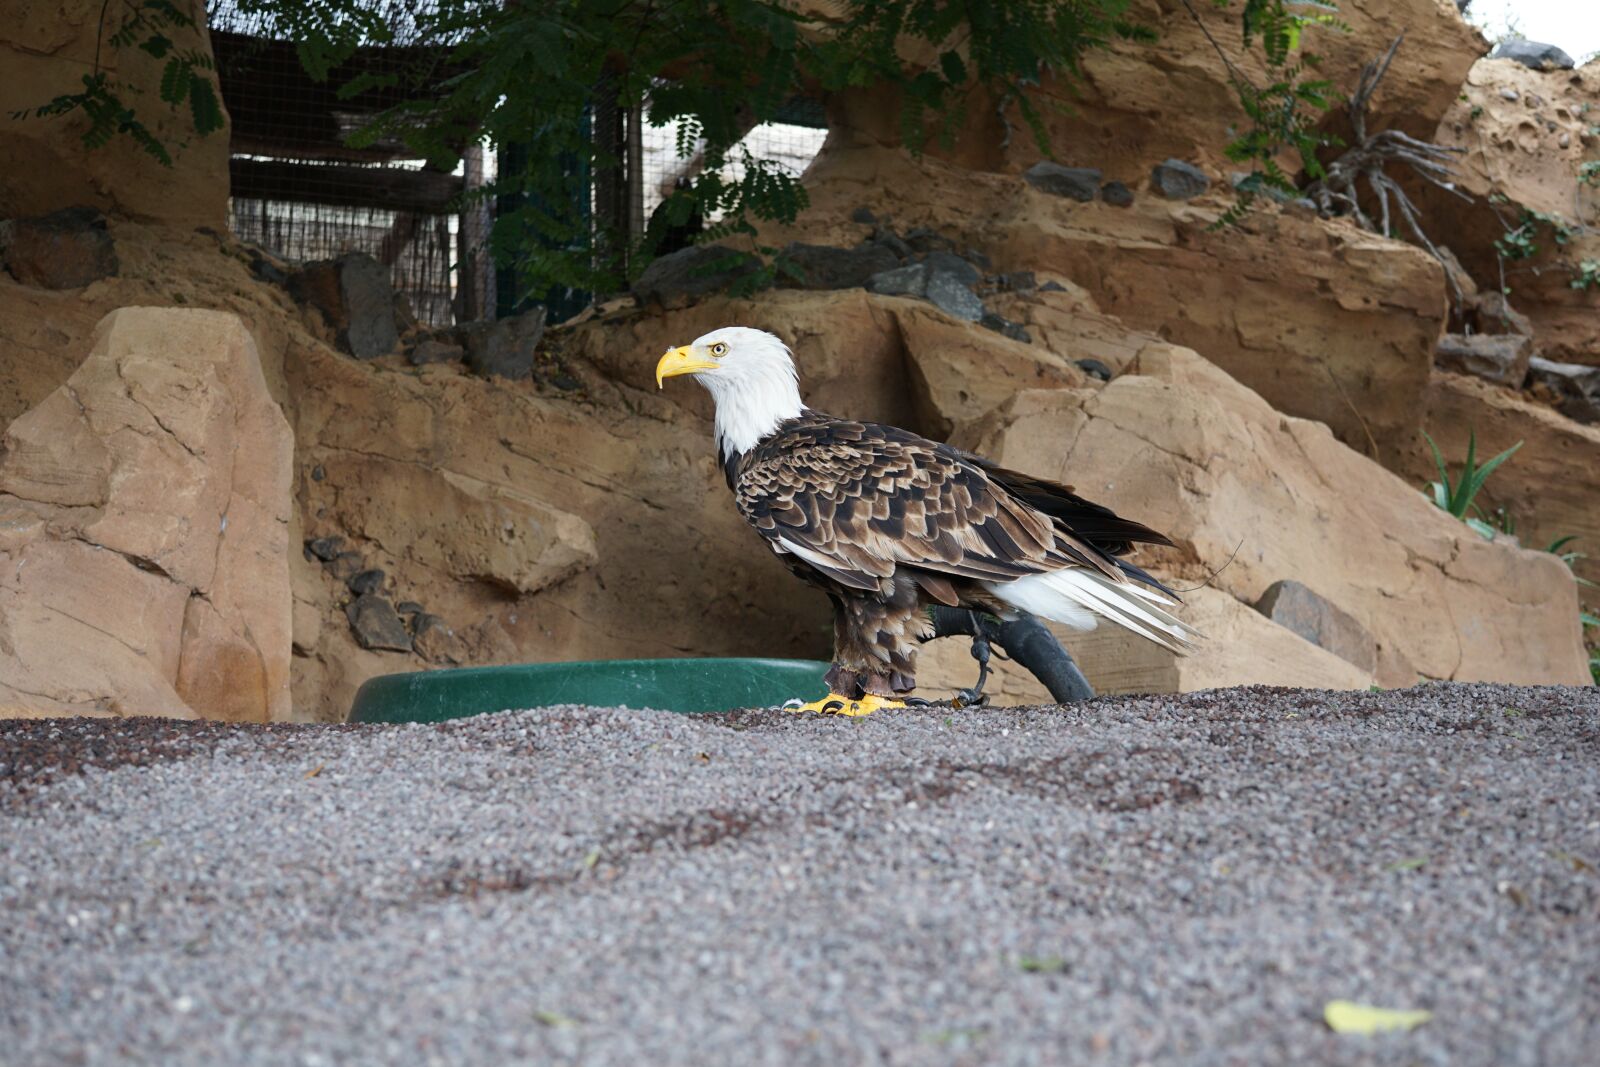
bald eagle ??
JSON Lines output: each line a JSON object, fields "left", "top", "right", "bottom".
{"left": 656, "top": 326, "right": 1198, "bottom": 714}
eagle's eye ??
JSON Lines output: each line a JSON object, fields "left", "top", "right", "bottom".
{"left": 711, "top": 342, "right": 728, "bottom": 357}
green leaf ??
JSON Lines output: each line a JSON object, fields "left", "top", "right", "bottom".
{"left": 1324, "top": 1001, "right": 1432, "bottom": 1035}
{"left": 139, "top": 34, "right": 172, "bottom": 59}
{"left": 1464, "top": 440, "right": 1522, "bottom": 504}
{"left": 158, "top": 57, "right": 190, "bottom": 105}
{"left": 187, "top": 76, "right": 224, "bottom": 136}
{"left": 1427, "top": 482, "right": 1449, "bottom": 512}
{"left": 1422, "top": 431, "right": 1450, "bottom": 490}
{"left": 1018, "top": 956, "right": 1069, "bottom": 973}
{"left": 939, "top": 50, "right": 967, "bottom": 86}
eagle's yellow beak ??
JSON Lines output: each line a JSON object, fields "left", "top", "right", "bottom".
{"left": 655, "top": 345, "right": 718, "bottom": 388}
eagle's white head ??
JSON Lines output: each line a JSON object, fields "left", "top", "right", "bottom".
{"left": 655, "top": 326, "right": 805, "bottom": 455}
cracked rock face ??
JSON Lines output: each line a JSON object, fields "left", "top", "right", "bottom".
{"left": 0, "top": 308, "right": 293, "bottom": 721}
{"left": 952, "top": 344, "right": 1591, "bottom": 688}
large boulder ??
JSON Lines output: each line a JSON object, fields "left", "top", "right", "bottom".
{"left": 289, "top": 254, "right": 401, "bottom": 360}
{"left": 0, "top": 1, "right": 228, "bottom": 227}
{"left": 2, "top": 207, "right": 118, "bottom": 289}
{"left": 0, "top": 308, "right": 294, "bottom": 720}
{"left": 951, "top": 344, "right": 1590, "bottom": 689}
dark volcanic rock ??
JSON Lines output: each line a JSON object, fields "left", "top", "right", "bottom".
{"left": 305, "top": 537, "right": 345, "bottom": 562}
{"left": 1100, "top": 181, "right": 1135, "bottom": 208}
{"left": 245, "top": 250, "right": 289, "bottom": 287}
{"left": 1151, "top": 159, "right": 1211, "bottom": 200}
{"left": 407, "top": 339, "right": 464, "bottom": 366}
{"left": 291, "top": 253, "right": 400, "bottom": 359}
{"left": 924, "top": 273, "right": 984, "bottom": 322}
{"left": 347, "top": 569, "right": 386, "bottom": 596}
{"left": 998, "top": 271, "right": 1037, "bottom": 293}
{"left": 1075, "top": 358, "right": 1113, "bottom": 381}
{"left": 980, "top": 312, "right": 1032, "bottom": 344}
{"left": 849, "top": 206, "right": 878, "bottom": 225}
{"left": 778, "top": 242, "right": 899, "bottom": 290}
{"left": 866, "top": 262, "right": 929, "bottom": 298}
{"left": 868, "top": 229, "right": 913, "bottom": 261}
{"left": 632, "top": 244, "right": 761, "bottom": 309}
{"left": 1254, "top": 579, "right": 1377, "bottom": 675}
{"left": 1491, "top": 39, "right": 1575, "bottom": 71}
{"left": 2, "top": 207, "right": 118, "bottom": 289}
{"left": 332, "top": 254, "right": 400, "bottom": 359}
{"left": 345, "top": 595, "right": 413, "bottom": 653}
{"left": 457, "top": 307, "right": 546, "bottom": 381}
{"left": 920, "top": 251, "right": 981, "bottom": 289}
{"left": 1022, "top": 162, "right": 1103, "bottom": 202}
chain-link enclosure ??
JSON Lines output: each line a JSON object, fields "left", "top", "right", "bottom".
{"left": 208, "top": 2, "right": 826, "bottom": 326}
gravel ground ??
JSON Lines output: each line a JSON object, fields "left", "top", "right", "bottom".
{"left": 2, "top": 683, "right": 1598, "bottom": 1066}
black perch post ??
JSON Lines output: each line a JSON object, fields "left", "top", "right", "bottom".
{"left": 926, "top": 606, "right": 1096, "bottom": 705}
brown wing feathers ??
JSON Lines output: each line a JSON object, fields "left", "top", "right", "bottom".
{"left": 976, "top": 462, "right": 1174, "bottom": 555}
{"left": 734, "top": 414, "right": 1146, "bottom": 594}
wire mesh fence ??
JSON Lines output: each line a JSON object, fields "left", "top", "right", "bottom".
{"left": 209, "top": 1, "right": 475, "bottom": 326}
{"left": 207, "top": 1, "right": 828, "bottom": 326}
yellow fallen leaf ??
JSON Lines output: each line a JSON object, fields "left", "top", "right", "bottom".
{"left": 1324, "top": 1000, "right": 1432, "bottom": 1035}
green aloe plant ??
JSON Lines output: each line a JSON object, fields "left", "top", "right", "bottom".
{"left": 1422, "top": 430, "right": 1523, "bottom": 540}
{"left": 1547, "top": 536, "right": 1596, "bottom": 586}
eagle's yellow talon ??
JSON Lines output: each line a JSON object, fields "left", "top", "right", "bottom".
{"left": 784, "top": 692, "right": 908, "bottom": 716}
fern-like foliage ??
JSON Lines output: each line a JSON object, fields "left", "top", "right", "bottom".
{"left": 1197, "top": 0, "right": 1346, "bottom": 227}
{"left": 312, "top": 0, "right": 1160, "bottom": 301}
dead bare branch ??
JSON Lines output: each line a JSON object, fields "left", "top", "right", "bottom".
{"left": 1301, "top": 35, "right": 1471, "bottom": 305}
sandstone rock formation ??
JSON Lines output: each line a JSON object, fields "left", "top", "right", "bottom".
{"left": 0, "top": 1, "right": 229, "bottom": 228}
{"left": 1426, "top": 57, "right": 1600, "bottom": 364}
{"left": 1413, "top": 371, "right": 1600, "bottom": 589}
{"left": 763, "top": 145, "right": 1448, "bottom": 462}
{"left": 2, "top": 0, "right": 1589, "bottom": 720}
{"left": 4, "top": 211, "right": 1587, "bottom": 720}
{"left": 823, "top": 0, "right": 1485, "bottom": 179}
{"left": 949, "top": 343, "right": 1590, "bottom": 689}
{"left": 0, "top": 308, "right": 293, "bottom": 719}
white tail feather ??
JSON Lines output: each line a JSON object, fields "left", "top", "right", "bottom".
{"left": 986, "top": 568, "right": 1201, "bottom": 655}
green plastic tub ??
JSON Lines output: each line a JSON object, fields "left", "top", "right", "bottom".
{"left": 347, "top": 657, "right": 831, "bottom": 723}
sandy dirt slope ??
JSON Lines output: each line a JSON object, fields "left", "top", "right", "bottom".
{"left": 2, "top": 684, "right": 1597, "bottom": 1065}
